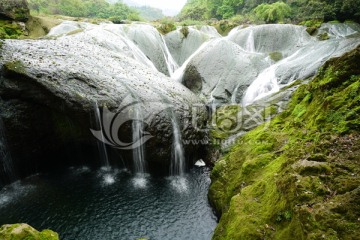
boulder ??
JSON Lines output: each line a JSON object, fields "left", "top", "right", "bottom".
{"left": 227, "top": 24, "right": 313, "bottom": 58}
{"left": 47, "top": 22, "right": 177, "bottom": 77}
{"left": 0, "top": 27, "right": 206, "bottom": 178}
{"left": 180, "top": 38, "right": 269, "bottom": 103}
{"left": 0, "top": 0, "right": 30, "bottom": 22}
{"left": 0, "top": 223, "right": 59, "bottom": 240}
{"left": 165, "top": 26, "right": 218, "bottom": 66}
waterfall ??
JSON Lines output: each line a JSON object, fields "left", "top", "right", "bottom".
{"left": 170, "top": 114, "right": 186, "bottom": 176}
{"left": 160, "top": 35, "right": 179, "bottom": 77}
{"left": 242, "top": 66, "right": 279, "bottom": 106}
{"left": 245, "top": 30, "right": 255, "bottom": 52}
{"left": 172, "top": 40, "right": 212, "bottom": 82}
{"left": 132, "top": 104, "right": 146, "bottom": 174}
{"left": 94, "top": 102, "right": 110, "bottom": 168}
{"left": 0, "top": 116, "right": 16, "bottom": 183}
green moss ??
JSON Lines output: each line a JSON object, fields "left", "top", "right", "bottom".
{"left": 0, "top": 20, "right": 24, "bottom": 39}
{"left": 4, "top": 60, "right": 26, "bottom": 74}
{"left": 0, "top": 224, "right": 59, "bottom": 240}
{"left": 318, "top": 32, "right": 330, "bottom": 41}
{"left": 209, "top": 46, "right": 360, "bottom": 239}
{"left": 212, "top": 20, "right": 238, "bottom": 36}
{"left": 269, "top": 51, "right": 283, "bottom": 62}
{"left": 210, "top": 105, "right": 241, "bottom": 141}
{"left": 300, "top": 19, "right": 323, "bottom": 36}
{"left": 156, "top": 22, "right": 176, "bottom": 35}
{"left": 180, "top": 26, "right": 189, "bottom": 38}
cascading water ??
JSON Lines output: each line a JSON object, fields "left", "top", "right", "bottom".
{"left": 0, "top": 116, "right": 16, "bottom": 184}
{"left": 160, "top": 35, "right": 179, "bottom": 77}
{"left": 170, "top": 114, "right": 186, "bottom": 176}
{"left": 132, "top": 104, "right": 146, "bottom": 174}
{"left": 172, "top": 40, "right": 212, "bottom": 82}
{"left": 245, "top": 30, "right": 255, "bottom": 52}
{"left": 94, "top": 102, "right": 110, "bottom": 168}
{"left": 94, "top": 102, "right": 114, "bottom": 184}
{"left": 242, "top": 65, "right": 279, "bottom": 106}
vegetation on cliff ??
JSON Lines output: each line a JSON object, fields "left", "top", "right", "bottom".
{"left": 27, "top": 0, "right": 140, "bottom": 21}
{"left": 179, "top": 0, "right": 360, "bottom": 23}
{"left": 209, "top": 45, "right": 360, "bottom": 239}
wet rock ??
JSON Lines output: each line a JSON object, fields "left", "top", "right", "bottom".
{"left": 0, "top": 223, "right": 59, "bottom": 240}
{"left": 181, "top": 38, "right": 268, "bottom": 103}
{"left": 0, "top": 0, "right": 30, "bottom": 22}
{"left": 165, "top": 26, "right": 219, "bottom": 66}
{"left": 0, "top": 30, "right": 206, "bottom": 177}
{"left": 227, "top": 24, "right": 313, "bottom": 57}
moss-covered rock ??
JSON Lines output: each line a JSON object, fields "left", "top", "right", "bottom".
{"left": 212, "top": 20, "right": 238, "bottom": 36}
{"left": 0, "top": 20, "right": 24, "bottom": 39}
{"left": 209, "top": 45, "right": 360, "bottom": 239}
{"left": 0, "top": 0, "right": 30, "bottom": 21}
{"left": 0, "top": 223, "right": 59, "bottom": 240}
{"left": 156, "top": 22, "right": 176, "bottom": 35}
{"left": 300, "top": 19, "right": 323, "bottom": 36}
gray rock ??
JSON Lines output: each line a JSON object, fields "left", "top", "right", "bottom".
{"left": 0, "top": 33, "right": 206, "bottom": 175}
{"left": 317, "top": 22, "right": 360, "bottom": 39}
{"left": 118, "top": 23, "right": 178, "bottom": 76}
{"left": 180, "top": 38, "right": 269, "bottom": 103}
{"left": 0, "top": 0, "right": 30, "bottom": 21}
{"left": 165, "top": 27, "right": 217, "bottom": 66}
{"left": 47, "top": 22, "right": 177, "bottom": 77}
{"left": 227, "top": 24, "right": 313, "bottom": 58}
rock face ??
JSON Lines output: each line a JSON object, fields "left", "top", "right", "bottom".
{"left": 180, "top": 38, "right": 268, "bottom": 103}
{"left": 0, "top": 0, "right": 30, "bottom": 21}
{"left": 48, "top": 22, "right": 177, "bottom": 77}
{"left": 227, "top": 24, "right": 313, "bottom": 57}
{"left": 177, "top": 23, "right": 360, "bottom": 104}
{"left": 119, "top": 24, "right": 178, "bottom": 76}
{"left": 165, "top": 26, "right": 219, "bottom": 66}
{"left": 0, "top": 223, "right": 59, "bottom": 240}
{"left": 242, "top": 28, "right": 360, "bottom": 105}
{"left": 209, "top": 46, "right": 360, "bottom": 240}
{"left": 0, "top": 24, "right": 206, "bottom": 179}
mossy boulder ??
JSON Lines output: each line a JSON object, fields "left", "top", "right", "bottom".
{"left": 0, "top": 0, "right": 30, "bottom": 22}
{"left": 0, "top": 20, "right": 24, "bottom": 39}
{"left": 209, "top": 46, "right": 360, "bottom": 239}
{"left": 0, "top": 223, "right": 59, "bottom": 240}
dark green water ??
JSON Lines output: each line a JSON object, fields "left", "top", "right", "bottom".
{"left": 0, "top": 167, "right": 217, "bottom": 240}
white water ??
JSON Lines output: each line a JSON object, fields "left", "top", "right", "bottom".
{"left": 94, "top": 103, "right": 110, "bottom": 168}
{"left": 160, "top": 35, "right": 179, "bottom": 77}
{"left": 242, "top": 65, "right": 279, "bottom": 105}
{"left": 170, "top": 115, "right": 186, "bottom": 176}
{"left": 245, "top": 30, "right": 255, "bottom": 52}
{"left": 132, "top": 104, "right": 147, "bottom": 174}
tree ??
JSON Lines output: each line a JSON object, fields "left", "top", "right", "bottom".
{"left": 253, "top": 1, "right": 292, "bottom": 23}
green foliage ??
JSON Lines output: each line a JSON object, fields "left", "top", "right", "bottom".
{"left": 27, "top": 0, "right": 140, "bottom": 21}
{"left": 209, "top": 46, "right": 360, "bottom": 239}
{"left": 180, "top": 26, "right": 189, "bottom": 38}
{"left": 179, "top": 0, "right": 360, "bottom": 23}
{"left": 134, "top": 6, "right": 164, "bottom": 21}
{"left": 0, "top": 20, "right": 24, "bottom": 39}
{"left": 179, "top": 0, "right": 207, "bottom": 20}
{"left": 253, "top": 2, "right": 292, "bottom": 23}
{"left": 156, "top": 17, "right": 176, "bottom": 35}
